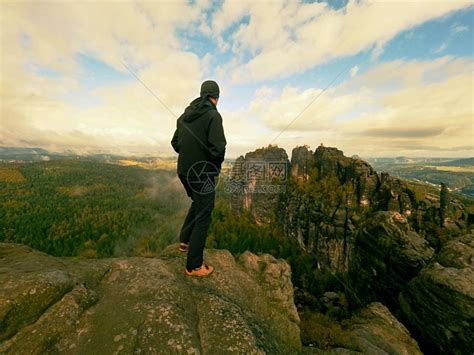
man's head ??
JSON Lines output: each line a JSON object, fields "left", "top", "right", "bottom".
{"left": 200, "top": 80, "right": 219, "bottom": 105}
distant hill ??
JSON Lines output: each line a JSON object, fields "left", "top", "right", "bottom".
{"left": 0, "top": 146, "right": 129, "bottom": 162}
{"left": 431, "top": 157, "right": 474, "bottom": 166}
{"left": 0, "top": 146, "right": 49, "bottom": 155}
{"left": 365, "top": 155, "right": 474, "bottom": 198}
{"left": 0, "top": 146, "right": 176, "bottom": 166}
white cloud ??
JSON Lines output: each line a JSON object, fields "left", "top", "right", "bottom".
{"left": 433, "top": 42, "right": 448, "bottom": 53}
{"left": 218, "top": 109, "right": 273, "bottom": 157}
{"left": 350, "top": 65, "right": 359, "bottom": 77}
{"left": 451, "top": 24, "right": 469, "bottom": 33}
{"left": 1, "top": 1, "right": 472, "bottom": 159}
{"left": 250, "top": 85, "right": 373, "bottom": 132}
{"left": 212, "top": 1, "right": 250, "bottom": 35}
{"left": 246, "top": 57, "right": 474, "bottom": 157}
{"left": 0, "top": 1, "right": 206, "bottom": 155}
{"left": 217, "top": 0, "right": 471, "bottom": 83}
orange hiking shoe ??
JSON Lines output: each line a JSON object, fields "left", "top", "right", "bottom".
{"left": 185, "top": 264, "right": 214, "bottom": 277}
{"left": 178, "top": 242, "right": 188, "bottom": 252}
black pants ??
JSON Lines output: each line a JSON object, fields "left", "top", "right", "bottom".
{"left": 178, "top": 174, "right": 216, "bottom": 270}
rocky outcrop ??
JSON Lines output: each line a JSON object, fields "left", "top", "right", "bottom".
{"left": 341, "top": 302, "right": 421, "bottom": 354}
{"left": 399, "top": 234, "right": 474, "bottom": 355}
{"left": 303, "top": 303, "right": 422, "bottom": 354}
{"left": 231, "top": 144, "right": 467, "bottom": 274}
{"left": 292, "top": 145, "right": 380, "bottom": 207}
{"left": 313, "top": 145, "right": 379, "bottom": 209}
{"left": 225, "top": 144, "right": 470, "bottom": 353}
{"left": 439, "top": 182, "right": 448, "bottom": 227}
{"left": 290, "top": 145, "right": 315, "bottom": 181}
{"left": 350, "top": 211, "right": 435, "bottom": 309}
{"left": 229, "top": 145, "right": 289, "bottom": 224}
{"left": 0, "top": 242, "right": 301, "bottom": 354}
{"left": 280, "top": 190, "right": 356, "bottom": 272}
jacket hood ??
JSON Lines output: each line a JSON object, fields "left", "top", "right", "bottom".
{"left": 182, "top": 97, "right": 216, "bottom": 123}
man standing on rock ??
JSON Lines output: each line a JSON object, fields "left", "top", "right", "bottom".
{"left": 171, "top": 80, "right": 226, "bottom": 277}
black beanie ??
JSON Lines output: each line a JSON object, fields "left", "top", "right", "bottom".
{"left": 200, "top": 80, "right": 220, "bottom": 98}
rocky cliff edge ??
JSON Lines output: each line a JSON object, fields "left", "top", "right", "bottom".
{"left": 0, "top": 243, "right": 300, "bottom": 354}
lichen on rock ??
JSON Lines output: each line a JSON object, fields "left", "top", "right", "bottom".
{"left": 399, "top": 234, "right": 474, "bottom": 354}
{"left": 0, "top": 242, "right": 301, "bottom": 354}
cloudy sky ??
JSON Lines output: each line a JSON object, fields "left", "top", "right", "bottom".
{"left": 1, "top": 0, "right": 473, "bottom": 158}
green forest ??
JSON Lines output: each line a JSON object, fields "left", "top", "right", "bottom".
{"left": 0, "top": 161, "right": 189, "bottom": 257}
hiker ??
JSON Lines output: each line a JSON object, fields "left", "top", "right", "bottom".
{"left": 171, "top": 80, "right": 226, "bottom": 277}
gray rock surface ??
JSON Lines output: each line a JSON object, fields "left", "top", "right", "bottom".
{"left": 399, "top": 234, "right": 474, "bottom": 354}
{"left": 340, "top": 302, "right": 421, "bottom": 355}
{"left": 350, "top": 211, "right": 434, "bottom": 308}
{"left": 302, "top": 302, "right": 421, "bottom": 354}
{"left": 0, "top": 242, "right": 300, "bottom": 354}
{"left": 229, "top": 145, "right": 290, "bottom": 225}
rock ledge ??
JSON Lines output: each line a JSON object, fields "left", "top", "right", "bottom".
{"left": 0, "top": 242, "right": 300, "bottom": 354}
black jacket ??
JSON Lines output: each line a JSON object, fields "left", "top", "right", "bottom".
{"left": 171, "top": 97, "right": 226, "bottom": 177}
